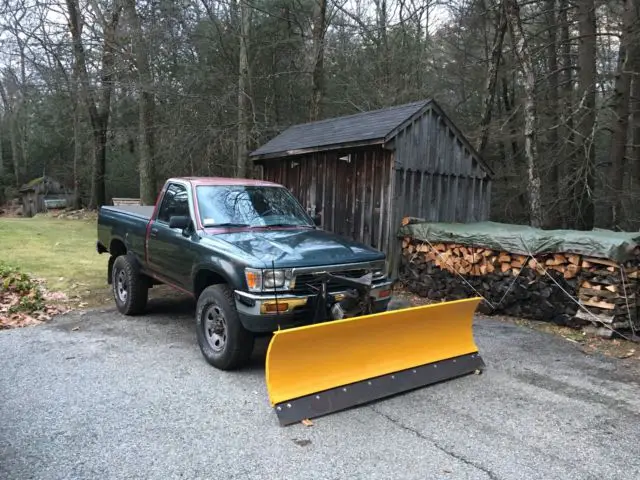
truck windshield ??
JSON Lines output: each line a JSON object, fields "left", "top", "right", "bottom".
{"left": 195, "top": 185, "right": 314, "bottom": 228}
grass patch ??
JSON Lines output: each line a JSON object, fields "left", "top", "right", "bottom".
{"left": 0, "top": 216, "right": 109, "bottom": 307}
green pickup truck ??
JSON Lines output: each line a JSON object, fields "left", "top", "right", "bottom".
{"left": 97, "top": 177, "right": 393, "bottom": 369}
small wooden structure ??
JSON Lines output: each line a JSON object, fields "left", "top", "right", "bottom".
{"left": 19, "top": 176, "right": 76, "bottom": 217}
{"left": 112, "top": 197, "right": 141, "bottom": 206}
{"left": 250, "top": 99, "right": 494, "bottom": 275}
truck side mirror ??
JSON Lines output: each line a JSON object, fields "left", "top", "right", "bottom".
{"left": 169, "top": 215, "right": 191, "bottom": 230}
{"left": 312, "top": 214, "right": 322, "bottom": 226}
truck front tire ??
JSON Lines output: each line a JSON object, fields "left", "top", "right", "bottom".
{"left": 112, "top": 254, "right": 149, "bottom": 315}
{"left": 195, "top": 284, "right": 254, "bottom": 370}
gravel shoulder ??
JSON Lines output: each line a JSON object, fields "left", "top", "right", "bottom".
{"left": 1, "top": 295, "right": 640, "bottom": 480}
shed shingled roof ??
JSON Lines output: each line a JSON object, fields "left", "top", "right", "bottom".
{"left": 249, "top": 100, "right": 432, "bottom": 159}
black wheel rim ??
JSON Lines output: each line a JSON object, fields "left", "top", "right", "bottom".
{"left": 204, "top": 304, "right": 227, "bottom": 352}
{"left": 116, "top": 269, "right": 128, "bottom": 303}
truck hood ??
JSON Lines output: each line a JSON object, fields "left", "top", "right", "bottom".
{"left": 207, "top": 228, "right": 385, "bottom": 268}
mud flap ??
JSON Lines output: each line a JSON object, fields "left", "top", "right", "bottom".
{"left": 265, "top": 297, "right": 485, "bottom": 425}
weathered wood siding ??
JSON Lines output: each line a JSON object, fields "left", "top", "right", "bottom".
{"left": 387, "top": 106, "right": 491, "bottom": 224}
{"left": 384, "top": 107, "right": 491, "bottom": 275}
{"left": 261, "top": 147, "right": 397, "bottom": 257}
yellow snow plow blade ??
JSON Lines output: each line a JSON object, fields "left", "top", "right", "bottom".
{"left": 265, "top": 296, "right": 485, "bottom": 425}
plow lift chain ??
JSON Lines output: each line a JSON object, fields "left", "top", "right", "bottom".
{"left": 307, "top": 270, "right": 376, "bottom": 324}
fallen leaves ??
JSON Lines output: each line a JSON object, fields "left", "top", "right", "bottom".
{"left": 1, "top": 262, "right": 70, "bottom": 329}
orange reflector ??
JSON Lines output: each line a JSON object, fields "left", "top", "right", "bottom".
{"left": 263, "top": 302, "right": 289, "bottom": 313}
{"left": 245, "top": 271, "right": 260, "bottom": 290}
{"left": 378, "top": 289, "right": 391, "bottom": 298}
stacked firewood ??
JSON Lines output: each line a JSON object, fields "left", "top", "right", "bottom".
{"left": 575, "top": 258, "right": 639, "bottom": 335}
{"left": 399, "top": 237, "right": 640, "bottom": 335}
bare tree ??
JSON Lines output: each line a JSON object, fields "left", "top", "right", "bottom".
{"left": 633, "top": 76, "right": 640, "bottom": 180}
{"left": 545, "top": 0, "right": 560, "bottom": 227}
{"left": 607, "top": 0, "right": 639, "bottom": 228}
{"left": 0, "top": 115, "right": 3, "bottom": 180}
{"left": 309, "top": 0, "right": 327, "bottom": 121}
{"left": 65, "top": 0, "right": 122, "bottom": 208}
{"left": 572, "top": 0, "right": 597, "bottom": 230}
{"left": 477, "top": 1, "right": 507, "bottom": 156}
{"left": 504, "top": 0, "right": 543, "bottom": 227}
{"left": 237, "top": 0, "right": 250, "bottom": 178}
{"left": 123, "top": 0, "right": 157, "bottom": 205}
{"left": 0, "top": 79, "right": 20, "bottom": 186}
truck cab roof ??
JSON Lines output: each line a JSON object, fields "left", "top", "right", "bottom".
{"left": 169, "top": 177, "right": 283, "bottom": 188}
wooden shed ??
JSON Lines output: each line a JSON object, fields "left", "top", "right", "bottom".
{"left": 19, "top": 176, "right": 76, "bottom": 217}
{"left": 249, "top": 99, "right": 494, "bottom": 276}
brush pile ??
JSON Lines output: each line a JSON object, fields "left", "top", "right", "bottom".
{"left": 0, "top": 263, "right": 69, "bottom": 329}
{"left": 398, "top": 219, "right": 640, "bottom": 337}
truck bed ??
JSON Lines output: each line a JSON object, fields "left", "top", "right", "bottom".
{"left": 102, "top": 205, "right": 155, "bottom": 220}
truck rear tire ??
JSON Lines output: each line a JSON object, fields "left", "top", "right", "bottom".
{"left": 112, "top": 254, "right": 148, "bottom": 315}
{"left": 195, "top": 284, "right": 254, "bottom": 370}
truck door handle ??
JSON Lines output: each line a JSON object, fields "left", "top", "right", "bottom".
{"left": 150, "top": 228, "right": 158, "bottom": 237}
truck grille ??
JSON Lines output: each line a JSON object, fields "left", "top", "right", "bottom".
{"left": 292, "top": 269, "right": 370, "bottom": 294}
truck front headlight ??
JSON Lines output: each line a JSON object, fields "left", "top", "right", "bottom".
{"left": 263, "top": 269, "right": 285, "bottom": 289}
{"left": 245, "top": 267, "right": 292, "bottom": 291}
{"left": 373, "top": 260, "right": 388, "bottom": 279}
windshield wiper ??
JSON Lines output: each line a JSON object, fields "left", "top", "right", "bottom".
{"left": 265, "top": 223, "right": 313, "bottom": 228}
{"left": 203, "top": 222, "right": 251, "bottom": 228}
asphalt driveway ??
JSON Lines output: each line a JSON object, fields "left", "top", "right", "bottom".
{"left": 1, "top": 294, "right": 640, "bottom": 480}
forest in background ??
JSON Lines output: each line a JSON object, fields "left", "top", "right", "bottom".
{"left": 0, "top": 0, "right": 639, "bottom": 231}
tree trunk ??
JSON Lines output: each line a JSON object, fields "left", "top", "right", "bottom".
{"left": 309, "top": 0, "right": 327, "bottom": 122}
{"left": 72, "top": 98, "right": 82, "bottom": 209}
{"left": 375, "top": 0, "right": 390, "bottom": 98}
{"left": 559, "top": 0, "right": 574, "bottom": 228}
{"left": 501, "top": 70, "right": 519, "bottom": 161}
{"left": 476, "top": 4, "right": 507, "bottom": 156}
{"left": 629, "top": 5, "right": 640, "bottom": 200}
{"left": 607, "top": 0, "right": 637, "bottom": 228}
{"left": 71, "top": 52, "right": 82, "bottom": 210}
{"left": 237, "top": 0, "right": 250, "bottom": 178}
{"left": 17, "top": 40, "right": 28, "bottom": 181}
{"left": 65, "top": 0, "right": 121, "bottom": 209}
{"left": 573, "top": 0, "right": 596, "bottom": 230}
{"left": 633, "top": 76, "right": 640, "bottom": 182}
{"left": 9, "top": 114, "right": 20, "bottom": 187}
{"left": 0, "top": 81, "right": 20, "bottom": 186}
{"left": 504, "top": 0, "right": 543, "bottom": 227}
{"left": 545, "top": 0, "right": 561, "bottom": 227}
{"left": 123, "top": 0, "right": 157, "bottom": 205}
{"left": 0, "top": 119, "right": 3, "bottom": 180}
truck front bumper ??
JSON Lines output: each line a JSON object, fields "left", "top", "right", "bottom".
{"left": 233, "top": 280, "right": 394, "bottom": 333}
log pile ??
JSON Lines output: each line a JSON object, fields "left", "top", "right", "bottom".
{"left": 399, "top": 237, "right": 640, "bottom": 336}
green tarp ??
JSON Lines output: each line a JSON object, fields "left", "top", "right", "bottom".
{"left": 398, "top": 221, "right": 640, "bottom": 263}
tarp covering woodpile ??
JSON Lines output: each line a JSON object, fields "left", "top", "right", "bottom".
{"left": 398, "top": 220, "right": 640, "bottom": 264}
{"left": 398, "top": 219, "right": 640, "bottom": 340}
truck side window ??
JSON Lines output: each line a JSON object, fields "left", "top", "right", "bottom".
{"left": 157, "top": 183, "right": 189, "bottom": 223}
